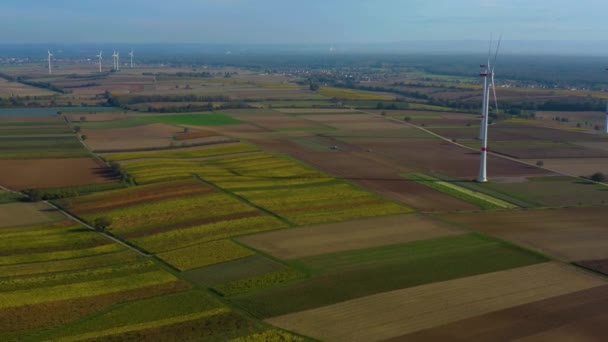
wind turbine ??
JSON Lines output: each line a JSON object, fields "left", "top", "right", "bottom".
{"left": 96, "top": 51, "right": 103, "bottom": 72}
{"left": 112, "top": 50, "right": 120, "bottom": 71}
{"left": 47, "top": 50, "right": 53, "bottom": 74}
{"left": 116, "top": 50, "right": 120, "bottom": 71}
{"left": 129, "top": 49, "right": 134, "bottom": 68}
{"left": 478, "top": 36, "right": 502, "bottom": 183}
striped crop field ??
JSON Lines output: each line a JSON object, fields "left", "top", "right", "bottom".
{"left": 102, "top": 142, "right": 258, "bottom": 162}
{"left": 114, "top": 150, "right": 412, "bottom": 226}
{"left": 59, "top": 179, "right": 289, "bottom": 270}
{"left": 0, "top": 219, "right": 190, "bottom": 339}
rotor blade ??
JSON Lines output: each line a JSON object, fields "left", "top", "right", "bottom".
{"left": 487, "top": 34, "right": 493, "bottom": 67}
{"left": 491, "top": 34, "right": 503, "bottom": 73}
{"left": 491, "top": 74, "right": 499, "bottom": 113}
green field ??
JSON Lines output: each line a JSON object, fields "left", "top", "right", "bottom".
{"left": 144, "top": 113, "right": 243, "bottom": 126}
{"left": 231, "top": 234, "right": 548, "bottom": 318}
{"left": 0, "top": 190, "right": 25, "bottom": 204}
{"left": 406, "top": 173, "right": 517, "bottom": 209}
{"left": 0, "top": 136, "right": 89, "bottom": 159}
{"left": 182, "top": 255, "right": 289, "bottom": 286}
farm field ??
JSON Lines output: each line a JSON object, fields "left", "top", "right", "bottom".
{"left": 0, "top": 219, "right": 185, "bottom": 339}
{"left": 107, "top": 145, "right": 412, "bottom": 225}
{"left": 437, "top": 206, "right": 608, "bottom": 262}
{"left": 145, "top": 113, "right": 243, "bottom": 126}
{"left": 0, "top": 217, "right": 273, "bottom": 341}
{"left": 0, "top": 158, "right": 116, "bottom": 190}
{"left": 524, "top": 157, "right": 608, "bottom": 177}
{"left": 103, "top": 142, "right": 258, "bottom": 162}
{"left": 239, "top": 214, "right": 464, "bottom": 259}
{"left": 393, "top": 285, "right": 608, "bottom": 341}
{"left": 268, "top": 263, "right": 605, "bottom": 342}
{"left": 253, "top": 138, "right": 479, "bottom": 211}
{"left": 2, "top": 57, "right": 608, "bottom": 341}
{"left": 0, "top": 202, "right": 64, "bottom": 227}
{"left": 481, "top": 176, "right": 608, "bottom": 207}
{"left": 230, "top": 234, "right": 549, "bottom": 318}
{"left": 0, "top": 136, "right": 90, "bottom": 159}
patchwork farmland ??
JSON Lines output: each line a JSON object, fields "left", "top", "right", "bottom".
{"left": 1, "top": 57, "right": 607, "bottom": 341}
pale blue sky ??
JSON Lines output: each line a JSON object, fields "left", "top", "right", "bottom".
{"left": 0, "top": 0, "right": 606, "bottom": 44}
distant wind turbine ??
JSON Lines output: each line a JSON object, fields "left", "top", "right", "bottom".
{"left": 96, "top": 51, "right": 103, "bottom": 73}
{"left": 129, "top": 49, "right": 134, "bottom": 68}
{"left": 112, "top": 50, "right": 120, "bottom": 71}
{"left": 47, "top": 50, "right": 53, "bottom": 74}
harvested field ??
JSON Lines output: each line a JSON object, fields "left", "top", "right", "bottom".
{"left": 390, "top": 284, "right": 608, "bottom": 342}
{"left": 524, "top": 157, "right": 608, "bottom": 176}
{"left": 490, "top": 123, "right": 604, "bottom": 143}
{"left": 342, "top": 137, "right": 551, "bottom": 178}
{"left": 300, "top": 114, "right": 408, "bottom": 131}
{"left": 67, "top": 113, "right": 131, "bottom": 122}
{"left": 83, "top": 123, "right": 181, "bottom": 151}
{"left": 576, "top": 259, "right": 608, "bottom": 276}
{"left": 276, "top": 108, "right": 362, "bottom": 114}
{"left": 483, "top": 176, "right": 608, "bottom": 207}
{"left": 437, "top": 207, "right": 608, "bottom": 261}
{"left": 0, "top": 78, "right": 57, "bottom": 97}
{"left": 239, "top": 214, "right": 464, "bottom": 259}
{"left": 0, "top": 158, "right": 116, "bottom": 190}
{"left": 267, "top": 263, "right": 605, "bottom": 342}
{"left": 472, "top": 140, "right": 608, "bottom": 159}
{"left": 0, "top": 202, "right": 64, "bottom": 228}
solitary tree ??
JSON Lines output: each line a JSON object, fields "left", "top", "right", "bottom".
{"left": 590, "top": 172, "right": 607, "bottom": 183}
{"left": 536, "top": 160, "right": 544, "bottom": 167}
{"left": 93, "top": 217, "right": 112, "bottom": 232}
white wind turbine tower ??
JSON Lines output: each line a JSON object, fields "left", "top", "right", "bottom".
{"left": 47, "top": 50, "right": 53, "bottom": 74}
{"left": 96, "top": 51, "right": 103, "bottom": 72}
{"left": 129, "top": 49, "right": 134, "bottom": 68}
{"left": 116, "top": 50, "right": 120, "bottom": 71}
{"left": 478, "top": 36, "right": 501, "bottom": 183}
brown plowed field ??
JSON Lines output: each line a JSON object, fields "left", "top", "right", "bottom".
{"left": 0, "top": 158, "right": 116, "bottom": 190}
{"left": 83, "top": 123, "right": 180, "bottom": 151}
{"left": 392, "top": 285, "right": 608, "bottom": 342}
{"left": 575, "top": 260, "right": 608, "bottom": 276}
{"left": 239, "top": 214, "right": 464, "bottom": 259}
{"left": 437, "top": 207, "right": 608, "bottom": 261}
{"left": 0, "top": 202, "right": 64, "bottom": 228}
{"left": 523, "top": 158, "right": 608, "bottom": 176}
{"left": 67, "top": 113, "right": 129, "bottom": 122}
{"left": 267, "top": 263, "right": 605, "bottom": 342}
{"left": 300, "top": 114, "right": 406, "bottom": 131}
{"left": 342, "top": 137, "right": 550, "bottom": 178}
{"left": 252, "top": 138, "right": 477, "bottom": 211}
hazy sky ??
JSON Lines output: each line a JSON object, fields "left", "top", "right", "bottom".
{"left": 1, "top": 0, "right": 606, "bottom": 44}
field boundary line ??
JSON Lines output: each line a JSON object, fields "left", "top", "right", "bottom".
{"left": 366, "top": 110, "right": 608, "bottom": 186}
{"left": 44, "top": 200, "right": 151, "bottom": 257}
